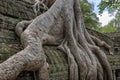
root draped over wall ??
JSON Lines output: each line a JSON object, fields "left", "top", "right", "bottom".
{"left": 0, "top": 0, "right": 113, "bottom": 80}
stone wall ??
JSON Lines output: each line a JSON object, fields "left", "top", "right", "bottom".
{"left": 106, "top": 32, "right": 120, "bottom": 54}
{"left": 87, "top": 29, "right": 120, "bottom": 71}
{"left": 0, "top": 0, "right": 35, "bottom": 62}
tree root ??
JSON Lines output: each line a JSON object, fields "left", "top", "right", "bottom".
{"left": 0, "top": 0, "right": 113, "bottom": 80}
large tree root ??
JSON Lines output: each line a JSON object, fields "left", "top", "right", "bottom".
{"left": 0, "top": 0, "right": 113, "bottom": 80}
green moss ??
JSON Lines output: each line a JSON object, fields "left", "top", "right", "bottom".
{"left": 0, "top": 43, "right": 17, "bottom": 62}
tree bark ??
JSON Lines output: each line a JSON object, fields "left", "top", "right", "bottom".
{"left": 0, "top": 0, "right": 113, "bottom": 80}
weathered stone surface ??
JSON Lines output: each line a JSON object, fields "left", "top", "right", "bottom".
{"left": 43, "top": 46, "right": 68, "bottom": 80}
{"left": 108, "top": 55, "right": 120, "bottom": 69}
{"left": 0, "top": 0, "right": 35, "bottom": 20}
{"left": 87, "top": 28, "right": 113, "bottom": 46}
{"left": 106, "top": 32, "right": 120, "bottom": 54}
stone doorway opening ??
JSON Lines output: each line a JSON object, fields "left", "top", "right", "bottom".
{"left": 116, "top": 69, "right": 120, "bottom": 80}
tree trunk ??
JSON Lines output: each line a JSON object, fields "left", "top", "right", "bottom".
{"left": 0, "top": 0, "right": 113, "bottom": 80}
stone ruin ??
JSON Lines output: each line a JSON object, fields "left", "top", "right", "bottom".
{"left": 0, "top": 0, "right": 120, "bottom": 80}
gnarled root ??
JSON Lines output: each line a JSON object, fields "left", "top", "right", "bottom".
{"left": 0, "top": 0, "right": 113, "bottom": 80}
{"left": 15, "top": 20, "right": 33, "bottom": 37}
